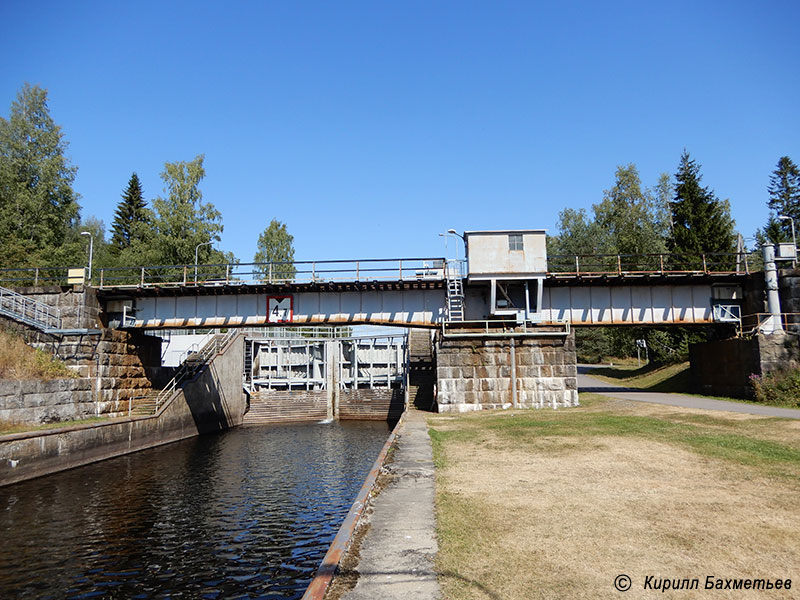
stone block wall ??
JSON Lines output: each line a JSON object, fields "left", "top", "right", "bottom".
{"left": 0, "top": 378, "right": 94, "bottom": 424}
{"left": 435, "top": 332, "right": 579, "bottom": 413}
{"left": 10, "top": 285, "right": 101, "bottom": 330}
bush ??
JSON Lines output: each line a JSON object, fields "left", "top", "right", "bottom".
{"left": 749, "top": 370, "right": 800, "bottom": 408}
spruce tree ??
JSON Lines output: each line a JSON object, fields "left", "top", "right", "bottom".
{"left": 110, "top": 172, "right": 149, "bottom": 253}
{"left": 668, "top": 150, "right": 736, "bottom": 264}
{"left": 766, "top": 156, "right": 800, "bottom": 243}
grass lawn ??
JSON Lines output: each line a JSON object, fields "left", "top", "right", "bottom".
{"left": 428, "top": 396, "right": 800, "bottom": 599}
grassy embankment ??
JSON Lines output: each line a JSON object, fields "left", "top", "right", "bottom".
{"left": 586, "top": 360, "right": 692, "bottom": 393}
{"left": 428, "top": 396, "right": 800, "bottom": 599}
{"left": 0, "top": 329, "right": 86, "bottom": 435}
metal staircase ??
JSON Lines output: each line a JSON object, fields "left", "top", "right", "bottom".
{"left": 131, "top": 329, "right": 237, "bottom": 416}
{"left": 0, "top": 285, "right": 61, "bottom": 331}
{"left": 243, "top": 339, "right": 253, "bottom": 393}
{"left": 445, "top": 261, "right": 465, "bottom": 322}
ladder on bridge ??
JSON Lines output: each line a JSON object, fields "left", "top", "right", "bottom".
{"left": 0, "top": 285, "right": 62, "bottom": 332}
{"left": 446, "top": 268, "right": 465, "bottom": 322}
{"left": 243, "top": 339, "right": 253, "bottom": 393}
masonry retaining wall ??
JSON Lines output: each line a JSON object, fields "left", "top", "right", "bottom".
{"left": 0, "top": 334, "right": 246, "bottom": 487}
{"left": 435, "top": 332, "right": 579, "bottom": 412}
{"left": 0, "top": 328, "right": 163, "bottom": 422}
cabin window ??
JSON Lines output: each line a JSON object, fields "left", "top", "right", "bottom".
{"left": 508, "top": 234, "right": 523, "bottom": 251}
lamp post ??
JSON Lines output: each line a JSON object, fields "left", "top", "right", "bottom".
{"left": 194, "top": 240, "right": 213, "bottom": 283}
{"left": 444, "top": 229, "right": 467, "bottom": 278}
{"left": 80, "top": 231, "right": 93, "bottom": 283}
{"left": 778, "top": 215, "right": 797, "bottom": 268}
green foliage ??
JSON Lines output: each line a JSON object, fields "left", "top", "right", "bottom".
{"left": 669, "top": 150, "right": 736, "bottom": 262}
{"left": 548, "top": 164, "right": 671, "bottom": 272}
{"left": 758, "top": 156, "right": 800, "bottom": 245}
{"left": 151, "top": 154, "right": 224, "bottom": 266}
{"left": 0, "top": 83, "right": 81, "bottom": 266}
{"left": 749, "top": 369, "right": 800, "bottom": 408}
{"left": 254, "top": 218, "right": 296, "bottom": 281}
{"left": 547, "top": 208, "right": 607, "bottom": 258}
{"left": 110, "top": 172, "right": 152, "bottom": 254}
{"left": 594, "top": 164, "right": 668, "bottom": 256}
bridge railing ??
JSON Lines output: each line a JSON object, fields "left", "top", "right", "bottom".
{"left": 546, "top": 252, "right": 754, "bottom": 276}
{"left": 97, "top": 258, "right": 446, "bottom": 288}
{"left": 738, "top": 312, "right": 800, "bottom": 335}
{"left": 0, "top": 266, "right": 84, "bottom": 287}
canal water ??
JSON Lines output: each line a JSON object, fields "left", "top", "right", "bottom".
{"left": 0, "top": 421, "right": 391, "bottom": 599}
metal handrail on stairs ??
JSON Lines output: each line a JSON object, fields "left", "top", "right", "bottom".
{"left": 144, "top": 329, "right": 238, "bottom": 415}
{"left": 0, "top": 285, "right": 61, "bottom": 331}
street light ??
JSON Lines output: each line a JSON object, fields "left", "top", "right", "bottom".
{"left": 194, "top": 240, "right": 214, "bottom": 283}
{"left": 778, "top": 215, "right": 797, "bottom": 268}
{"left": 80, "top": 231, "right": 93, "bottom": 283}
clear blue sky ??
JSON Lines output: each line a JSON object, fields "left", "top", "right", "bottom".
{"left": 2, "top": 1, "right": 798, "bottom": 263}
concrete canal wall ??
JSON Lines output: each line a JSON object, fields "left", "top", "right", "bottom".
{"left": 0, "top": 334, "right": 246, "bottom": 487}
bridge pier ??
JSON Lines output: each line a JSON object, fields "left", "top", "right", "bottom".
{"left": 434, "top": 330, "right": 579, "bottom": 412}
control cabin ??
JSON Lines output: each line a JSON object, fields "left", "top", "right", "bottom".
{"left": 464, "top": 229, "right": 547, "bottom": 322}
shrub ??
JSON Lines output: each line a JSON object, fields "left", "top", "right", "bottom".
{"left": 750, "top": 370, "right": 800, "bottom": 408}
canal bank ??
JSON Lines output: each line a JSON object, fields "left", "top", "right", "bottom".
{"left": 314, "top": 409, "right": 441, "bottom": 600}
{"left": 0, "top": 332, "right": 245, "bottom": 486}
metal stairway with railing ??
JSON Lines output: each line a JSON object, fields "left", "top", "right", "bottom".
{"left": 243, "top": 339, "right": 253, "bottom": 394}
{"left": 0, "top": 285, "right": 62, "bottom": 332}
{"left": 130, "top": 329, "right": 237, "bottom": 416}
{"left": 445, "top": 263, "right": 465, "bottom": 322}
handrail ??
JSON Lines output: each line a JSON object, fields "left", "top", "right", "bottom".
{"left": 0, "top": 285, "right": 61, "bottom": 331}
{"left": 150, "top": 329, "right": 238, "bottom": 414}
{"left": 738, "top": 312, "right": 800, "bottom": 336}
{"left": 442, "top": 319, "right": 570, "bottom": 338}
{"left": 547, "top": 252, "right": 754, "bottom": 276}
{"left": 95, "top": 257, "right": 447, "bottom": 289}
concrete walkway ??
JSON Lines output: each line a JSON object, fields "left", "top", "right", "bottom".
{"left": 578, "top": 365, "right": 800, "bottom": 419}
{"left": 342, "top": 409, "right": 441, "bottom": 600}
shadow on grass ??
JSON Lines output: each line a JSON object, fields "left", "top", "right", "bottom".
{"left": 582, "top": 362, "right": 692, "bottom": 394}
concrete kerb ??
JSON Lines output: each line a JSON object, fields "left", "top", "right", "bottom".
{"left": 302, "top": 412, "right": 405, "bottom": 600}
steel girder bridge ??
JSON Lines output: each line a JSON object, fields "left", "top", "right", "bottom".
{"left": 4, "top": 252, "right": 746, "bottom": 331}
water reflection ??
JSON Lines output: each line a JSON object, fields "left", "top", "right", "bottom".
{"left": 0, "top": 421, "right": 390, "bottom": 599}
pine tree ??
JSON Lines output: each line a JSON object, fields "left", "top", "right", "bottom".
{"left": 669, "top": 151, "right": 736, "bottom": 264}
{"left": 110, "top": 172, "right": 150, "bottom": 253}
